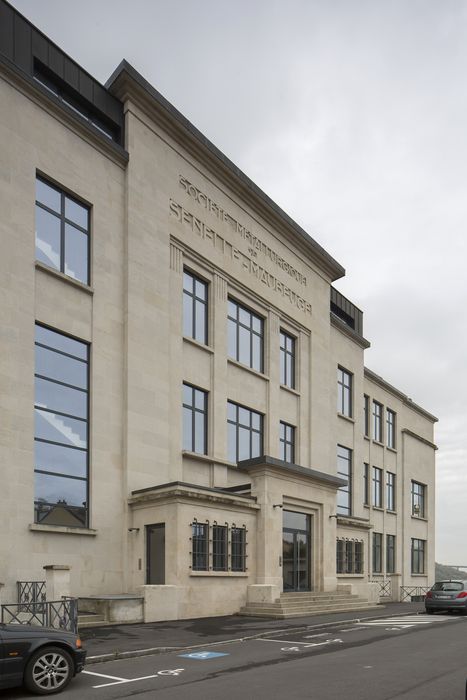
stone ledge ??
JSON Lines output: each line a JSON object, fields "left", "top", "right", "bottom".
{"left": 29, "top": 524, "right": 97, "bottom": 536}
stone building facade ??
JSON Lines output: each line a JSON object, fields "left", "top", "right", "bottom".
{"left": 0, "top": 1, "right": 437, "bottom": 620}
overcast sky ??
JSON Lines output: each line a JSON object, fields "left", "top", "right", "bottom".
{"left": 11, "top": 0, "right": 467, "bottom": 565}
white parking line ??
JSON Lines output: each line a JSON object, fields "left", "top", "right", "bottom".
{"left": 82, "top": 670, "right": 128, "bottom": 682}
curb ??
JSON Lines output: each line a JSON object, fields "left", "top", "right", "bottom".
{"left": 85, "top": 609, "right": 423, "bottom": 664}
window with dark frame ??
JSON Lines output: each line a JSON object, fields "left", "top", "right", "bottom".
{"left": 212, "top": 524, "right": 228, "bottom": 571}
{"left": 280, "top": 331, "right": 295, "bottom": 389}
{"left": 372, "top": 467, "right": 383, "bottom": 508}
{"left": 227, "top": 401, "right": 263, "bottom": 463}
{"left": 363, "top": 463, "right": 369, "bottom": 506}
{"left": 337, "top": 445, "right": 352, "bottom": 516}
{"left": 280, "top": 421, "right": 295, "bottom": 463}
{"left": 364, "top": 395, "right": 370, "bottom": 437}
{"left": 228, "top": 299, "right": 263, "bottom": 372}
{"left": 183, "top": 271, "right": 208, "bottom": 344}
{"left": 411, "top": 481, "right": 426, "bottom": 518}
{"left": 35, "top": 176, "right": 90, "bottom": 285}
{"left": 387, "top": 409, "right": 396, "bottom": 449}
{"left": 182, "top": 383, "right": 207, "bottom": 455}
{"left": 34, "top": 324, "right": 89, "bottom": 528}
{"left": 372, "top": 400, "right": 383, "bottom": 442}
{"left": 191, "top": 522, "right": 209, "bottom": 571}
{"left": 336, "top": 538, "right": 363, "bottom": 575}
{"left": 386, "top": 472, "right": 396, "bottom": 511}
{"left": 373, "top": 532, "right": 382, "bottom": 573}
{"left": 386, "top": 534, "right": 396, "bottom": 574}
{"left": 231, "top": 527, "right": 247, "bottom": 572}
{"left": 411, "top": 538, "right": 426, "bottom": 574}
{"left": 337, "top": 367, "right": 353, "bottom": 417}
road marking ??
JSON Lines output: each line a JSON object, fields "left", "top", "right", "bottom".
{"left": 83, "top": 670, "right": 128, "bottom": 681}
{"left": 179, "top": 651, "right": 229, "bottom": 660}
{"left": 357, "top": 616, "right": 457, "bottom": 628}
{"left": 259, "top": 638, "right": 343, "bottom": 650}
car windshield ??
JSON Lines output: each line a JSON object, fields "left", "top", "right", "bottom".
{"left": 431, "top": 581, "right": 464, "bottom": 591}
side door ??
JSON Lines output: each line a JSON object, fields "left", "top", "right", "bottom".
{"left": 0, "top": 626, "right": 29, "bottom": 689}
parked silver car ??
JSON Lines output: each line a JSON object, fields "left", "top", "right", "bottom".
{"left": 425, "top": 580, "right": 467, "bottom": 614}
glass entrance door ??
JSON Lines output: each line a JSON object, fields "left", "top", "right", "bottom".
{"left": 282, "top": 511, "right": 311, "bottom": 592}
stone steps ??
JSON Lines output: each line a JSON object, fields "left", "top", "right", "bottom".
{"left": 239, "top": 591, "right": 379, "bottom": 619}
{"left": 77, "top": 612, "right": 107, "bottom": 629}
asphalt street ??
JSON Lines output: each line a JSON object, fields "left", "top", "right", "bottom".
{"left": 4, "top": 611, "right": 467, "bottom": 700}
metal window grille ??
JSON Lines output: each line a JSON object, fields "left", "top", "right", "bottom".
{"left": 17, "top": 581, "right": 46, "bottom": 606}
{"left": 212, "top": 524, "right": 228, "bottom": 571}
{"left": 191, "top": 521, "right": 209, "bottom": 571}
{"left": 231, "top": 527, "right": 247, "bottom": 572}
{"left": 336, "top": 538, "right": 363, "bottom": 575}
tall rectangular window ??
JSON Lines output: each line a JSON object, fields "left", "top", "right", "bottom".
{"left": 182, "top": 383, "right": 207, "bottom": 454}
{"left": 231, "top": 527, "right": 247, "bottom": 572}
{"left": 411, "top": 538, "right": 426, "bottom": 574}
{"left": 363, "top": 463, "right": 369, "bottom": 506}
{"left": 227, "top": 401, "right": 263, "bottom": 463}
{"left": 279, "top": 421, "right": 295, "bottom": 463}
{"left": 373, "top": 532, "right": 382, "bottom": 573}
{"left": 364, "top": 395, "right": 370, "bottom": 437}
{"left": 183, "top": 271, "right": 208, "bottom": 344}
{"left": 372, "top": 401, "right": 383, "bottom": 442}
{"left": 35, "top": 176, "right": 90, "bottom": 285}
{"left": 336, "top": 539, "right": 363, "bottom": 575}
{"left": 386, "top": 534, "right": 396, "bottom": 574}
{"left": 34, "top": 324, "right": 89, "bottom": 527}
{"left": 191, "top": 522, "right": 208, "bottom": 571}
{"left": 228, "top": 299, "right": 263, "bottom": 372}
{"left": 372, "top": 467, "right": 383, "bottom": 508}
{"left": 386, "top": 472, "right": 396, "bottom": 511}
{"left": 212, "top": 525, "right": 228, "bottom": 571}
{"left": 387, "top": 409, "right": 396, "bottom": 449}
{"left": 337, "top": 445, "right": 352, "bottom": 516}
{"left": 411, "top": 481, "right": 426, "bottom": 518}
{"left": 337, "top": 367, "right": 352, "bottom": 417}
{"left": 280, "top": 331, "right": 295, "bottom": 388}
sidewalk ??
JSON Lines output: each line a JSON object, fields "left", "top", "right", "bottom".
{"left": 81, "top": 601, "right": 424, "bottom": 663}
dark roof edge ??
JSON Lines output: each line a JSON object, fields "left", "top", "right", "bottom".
{"left": 364, "top": 367, "right": 438, "bottom": 423}
{"left": 106, "top": 60, "right": 346, "bottom": 282}
{"left": 238, "top": 455, "right": 347, "bottom": 488}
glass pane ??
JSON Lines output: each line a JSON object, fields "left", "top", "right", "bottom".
{"left": 227, "top": 300, "right": 237, "bottom": 319}
{"left": 239, "top": 307, "right": 250, "bottom": 326}
{"left": 280, "top": 350, "right": 286, "bottom": 385}
{"left": 65, "top": 197, "right": 88, "bottom": 229}
{"left": 183, "top": 383, "right": 192, "bottom": 406}
{"left": 194, "top": 412, "right": 205, "bottom": 454}
{"left": 35, "top": 408, "right": 87, "bottom": 448}
{"left": 251, "top": 431, "right": 260, "bottom": 457}
{"left": 227, "top": 422, "right": 236, "bottom": 462}
{"left": 283, "top": 510, "right": 308, "bottom": 531}
{"left": 238, "top": 407, "right": 250, "bottom": 427}
{"left": 195, "top": 300, "right": 206, "bottom": 343}
{"left": 35, "top": 377, "right": 87, "bottom": 419}
{"left": 251, "top": 411, "right": 261, "bottom": 430}
{"left": 286, "top": 355, "right": 293, "bottom": 387}
{"left": 36, "top": 179, "right": 61, "bottom": 212}
{"left": 183, "top": 272, "right": 193, "bottom": 293}
{"left": 35, "top": 345, "right": 87, "bottom": 389}
{"left": 238, "top": 326, "right": 250, "bottom": 365}
{"left": 183, "top": 294, "right": 193, "bottom": 337}
{"left": 35, "top": 205, "right": 61, "bottom": 269}
{"left": 227, "top": 401, "right": 236, "bottom": 422}
{"left": 35, "top": 326, "right": 87, "bottom": 359}
{"left": 252, "top": 315, "right": 262, "bottom": 333}
{"left": 227, "top": 318, "right": 237, "bottom": 359}
{"left": 35, "top": 472, "right": 87, "bottom": 509}
{"left": 194, "top": 389, "right": 205, "bottom": 410}
{"left": 64, "top": 224, "right": 88, "bottom": 283}
{"left": 238, "top": 426, "right": 250, "bottom": 461}
{"left": 252, "top": 334, "right": 261, "bottom": 371}
{"left": 195, "top": 279, "right": 206, "bottom": 301}
{"left": 183, "top": 406, "right": 192, "bottom": 451}
{"left": 35, "top": 440, "right": 86, "bottom": 478}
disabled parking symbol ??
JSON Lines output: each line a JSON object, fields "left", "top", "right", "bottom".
{"left": 179, "top": 651, "right": 229, "bottom": 660}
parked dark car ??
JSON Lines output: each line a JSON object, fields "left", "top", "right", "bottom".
{"left": 0, "top": 623, "right": 86, "bottom": 695}
{"left": 425, "top": 580, "right": 467, "bottom": 614}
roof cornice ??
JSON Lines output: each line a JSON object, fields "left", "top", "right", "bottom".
{"left": 364, "top": 367, "right": 438, "bottom": 423}
{"left": 106, "top": 60, "right": 346, "bottom": 283}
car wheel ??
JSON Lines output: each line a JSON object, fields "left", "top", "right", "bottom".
{"left": 24, "top": 646, "right": 73, "bottom": 695}
{"left": 425, "top": 608, "right": 434, "bottom": 615}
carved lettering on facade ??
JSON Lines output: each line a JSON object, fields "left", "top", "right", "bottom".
{"left": 169, "top": 199, "right": 312, "bottom": 316}
{"left": 179, "top": 176, "right": 307, "bottom": 287}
